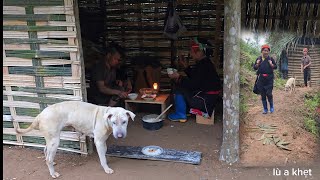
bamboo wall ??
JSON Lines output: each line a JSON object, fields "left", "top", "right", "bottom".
{"left": 3, "top": 0, "right": 88, "bottom": 155}
{"left": 288, "top": 44, "right": 320, "bottom": 86}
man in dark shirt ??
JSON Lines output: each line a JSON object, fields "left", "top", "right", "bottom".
{"left": 253, "top": 44, "right": 277, "bottom": 114}
{"left": 90, "top": 43, "right": 132, "bottom": 106}
{"left": 301, "top": 48, "right": 312, "bottom": 87}
{"left": 167, "top": 37, "right": 222, "bottom": 122}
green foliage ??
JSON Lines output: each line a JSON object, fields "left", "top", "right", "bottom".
{"left": 274, "top": 77, "right": 287, "bottom": 89}
{"left": 240, "top": 94, "right": 248, "bottom": 115}
{"left": 239, "top": 40, "right": 261, "bottom": 116}
{"left": 240, "top": 40, "right": 260, "bottom": 72}
{"left": 266, "top": 32, "right": 297, "bottom": 58}
{"left": 303, "top": 92, "right": 320, "bottom": 137}
{"left": 304, "top": 117, "right": 319, "bottom": 137}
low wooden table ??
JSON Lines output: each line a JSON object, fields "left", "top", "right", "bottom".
{"left": 125, "top": 94, "right": 170, "bottom": 118}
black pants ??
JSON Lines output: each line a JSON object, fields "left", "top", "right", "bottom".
{"left": 303, "top": 69, "right": 311, "bottom": 86}
{"left": 281, "top": 70, "right": 288, "bottom": 79}
{"left": 257, "top": 75, "right": 274, "bottom": 102}
{"left": 174, "top": 87, "right": 219, "bottom": 116}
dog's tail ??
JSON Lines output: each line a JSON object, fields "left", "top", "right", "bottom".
{"left": 14, "top": 115, "right": 40, "bottom": 134}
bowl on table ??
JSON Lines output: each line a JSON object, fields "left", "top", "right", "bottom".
{"left": 128, "top": 93, "right": 138, "bottom": 100}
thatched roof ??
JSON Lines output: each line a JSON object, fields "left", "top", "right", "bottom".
{"left": 241, "top": 0, "right": 320, "bottom": 38}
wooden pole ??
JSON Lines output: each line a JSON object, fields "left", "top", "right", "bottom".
{"left": 219, "top": 0, "right": 241, "bottom": 164}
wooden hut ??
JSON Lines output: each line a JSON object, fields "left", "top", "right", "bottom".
{"left": 3, "top": 0, "right": 319, "bottom": 164}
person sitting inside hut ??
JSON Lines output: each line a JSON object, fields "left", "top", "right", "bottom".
{"left": 89, "top": 42, "right": 132, "bottom": 107}
{"left": 131, "top": 56, "right": 162, "bottom": 93}
{"left": 167, "top": 37, "right": 222, "bottom": 122}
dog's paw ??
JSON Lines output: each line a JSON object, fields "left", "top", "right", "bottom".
{"left": 104, "top": 168, "right": 114, "bottom": 174}
{"left": 51, "top": 172, "right": 60, "bottom": 179}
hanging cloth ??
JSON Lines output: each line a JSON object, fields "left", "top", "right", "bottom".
{"left": 163, "top": 0, "right": 187, "bottom": 40}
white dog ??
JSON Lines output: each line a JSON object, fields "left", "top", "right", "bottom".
{"left": 15, "top": 101, "right": 135, "bottom": 178}
{"left": 284, "top": 77, "right": 296, "bottom": 93}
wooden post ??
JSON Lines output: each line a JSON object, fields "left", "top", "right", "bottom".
{"left": 74, "top": 0, "right": 89, "bottom": 154}
{"left": 219, "top": 0, "right": 240, "bottom": 164}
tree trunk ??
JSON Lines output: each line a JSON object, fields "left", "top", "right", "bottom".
{"left": 219, "top": 0, "right": 241, "bottom": 164}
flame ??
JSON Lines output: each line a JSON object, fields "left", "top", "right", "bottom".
{"left": 153, "top": 83, "right": 158, "bottom": 90}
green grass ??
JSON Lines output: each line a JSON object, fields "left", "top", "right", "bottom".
{"left": 239, "top": 40, "right": 260, "bottom": 117}
{"left": 240, "top": 95, "right": 248, "bottom": 115}
{"left": 303, "top": 92, "right": 320, "bottom": 137}
{"left": 274, "top": 77, "right": 286, "bottom": 89}
{"left": 240, "top": 40, "right": 260, "bottom": 72}
{"left": 304, "top": 117, "right": 319, "bottom": 137}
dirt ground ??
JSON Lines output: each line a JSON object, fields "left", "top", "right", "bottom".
{"left": 240, "top": 87, "right": 320, "bottom": 167}
{"left": 3, "top": 87, "right": 320, "bottom": 180}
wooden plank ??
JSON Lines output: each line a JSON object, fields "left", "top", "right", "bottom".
{"left": 3, "top": 74, "right": 36, "bottom": 87}
{"left": 4, "top": 0, "right": 64, "bottom": 6}
{"left": 11, "top": 87, "right": 74, "bottom": 95}
{"left": 36, "top": 21, "right": 76, "bottom": 27}
{"left": 4, "top": 38, "right": 68, "bottom": 45}
{"left": 3, "top": 100, "right": 40, "bottom": 109}
{"left": 4, "top": 44, "right": 31, "bottom": 50}
{"left": 46, "top": 94, "right": 82, "bottom": 101}
{"left": 3, "top": 31, "right": 29, "bottom": 38}
{"left": 3, "top": 140, "right": 87, "bottom": 155}
{"left": 3, "top": 115, "right": 33, "bottom": 123}
{"left": 73, "top": 0, "right": 88, "bottom": 103}
{"left": 3, "top": 20, "right": 27, "bottom": 26}
{"left": 37, "top": 31, "right": 76, "bottom": 38}
{"left": 62, "top": 77, "right": 82, "bottom": 83}
{"left": 3, "top": 6, "right": 26, "bottom": 15}
{"left": 3, "top": 128, "right": 86, "bottom": 142}
{"left": 106, "top": 145, "right": 202, "bottom": 165}
{"left": 8, "top": 66, "right": 72, "bottom": 77}
{"left": 3, "top": 90, "right": 37, "bottom": 97}
{"left": 12, "top": 96, "right": 66, "bottom": 105}
{"left": 3, "top": 25, "right": 67, "bottom": 31}
{"left": 39, "top": 44, "right": 78, "bottom": 52}
{"left": 5, "top": 50, "right": 70, "bottom": 59}
{"left": 4, "top": 57, "right": 33, "bottom": 66}
{"left": 3, "top": 14, "right": 66, "bottom": 21}
{"left": 41, "top": 59, "right": 73, "bottom": 66}
{"left": 33, "top": 6, "right": 73, "bottom": 15}
{"left": 43, "top": 77, "right": 81, "bottom": 89}
{"left": 3, "top": 115, "right": 35, "bottom": 123}
{"left": 3, "top": 115, "right": 14, "bottom": 121}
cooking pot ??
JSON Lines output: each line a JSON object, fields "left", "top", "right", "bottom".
{"left": 142, "top": 114, "right": 163, "bottom": 131}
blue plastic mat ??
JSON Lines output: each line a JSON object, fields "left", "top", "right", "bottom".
{"left": 106, "top": 145, "right": 202, "bottom": 165}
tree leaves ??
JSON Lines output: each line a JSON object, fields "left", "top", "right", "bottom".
{"left": 255, "top": 124, "right": 292, "bottom": 151}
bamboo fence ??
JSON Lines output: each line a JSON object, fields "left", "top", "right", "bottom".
{"left": 3, "top": 0, "right": 88, "bottom": 155}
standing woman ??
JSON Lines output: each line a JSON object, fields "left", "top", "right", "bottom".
{"left": 254, "top": 44, "right": 277, "bottom": 114}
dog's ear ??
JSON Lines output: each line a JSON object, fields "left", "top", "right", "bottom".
{"left": 125, "top": 110, "right": 136, "bottom": 121}
{"left": 103, "top": 113, "right": 113, "bottom": 121}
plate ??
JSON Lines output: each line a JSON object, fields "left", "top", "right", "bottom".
{"left": 141, "top": 94, "right": 156, "bottom": 101}
{"left": 141, "top": 146, "right": 164, "bottom": 156}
